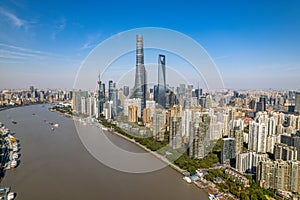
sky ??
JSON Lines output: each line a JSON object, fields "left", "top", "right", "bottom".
{"left": 0, "top": 0, "right": 300, "bottom": 90}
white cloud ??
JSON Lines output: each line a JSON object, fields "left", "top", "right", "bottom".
{"left": 0, "top": 7, "right": 25, "bottom": 28}
{"left": 0, "top": 43, "right": 42, "bottom": 54}
{"left": 0, "top": 43, "right": 44, "bottom": 63}
{"left": 81, "top": 33, "right": 102, "bottom": 49}
{"left": 51, "top": 17, "right": 66, "bottom": 40}
{"left": 0, "top": 43, "right": 63, "bottom": 63}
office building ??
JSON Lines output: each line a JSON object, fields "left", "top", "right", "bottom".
{"left": 123, "top": 86, "right": 129, "bottom": 97}
{"left": 133, "top": 34, "right": 147, "bottom": 116}
{"left": 97, "top": 74, "right": 104, "bottom": 118}
{"left": 157, "top": 54, "right": 166, "bottom": 108}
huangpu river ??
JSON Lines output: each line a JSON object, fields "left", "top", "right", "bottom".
{"left": 0, "top": 104, "right": 208, "bottom": 200}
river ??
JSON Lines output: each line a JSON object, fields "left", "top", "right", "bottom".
{"left": 0, "top": 104, "right": 208, "bottom": 200}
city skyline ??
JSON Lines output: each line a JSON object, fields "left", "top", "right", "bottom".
{"left": 0, "top": 0, "right": 300, "bottom": 89}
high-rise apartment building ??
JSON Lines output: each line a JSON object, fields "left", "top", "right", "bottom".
{"left": 169, "top": 108, "right": 182, "bottom": 149}
{"left": 128, "top": 105, "right": 138, "bottom": 123}
{"left": 274, "top": 143, "right": 298, "bottom": 161}
{"left": 221, "top": 138, "right": 236, "bottom": 165}
{"left": 153, "top": 108, "right": 166, "bottom": 141}
{"left": 189, "top": 117, "right": 206, "bottom": 159}
{"left": 281, "top": 130, "right": 300, "bottom": 161}
{"left": 248, "top": 118, "right": 268, "bottom": 153}
{"left": 257, "top": 160, "right": 300, "bottom": 193}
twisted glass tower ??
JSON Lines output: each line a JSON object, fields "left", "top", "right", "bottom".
{"left": 133, "top": 34, "right": 147, "bottom": 115}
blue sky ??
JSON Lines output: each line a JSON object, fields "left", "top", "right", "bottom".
{"left": 0, "top": 0, "right": 300, "bottom": 89}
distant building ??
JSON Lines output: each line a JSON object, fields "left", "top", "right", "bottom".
{"left": 123, "top": 86, "right": 130, "bottom": 97}
{"left": 295, "top": 92, "right": 300, "bottom": 113}
{"left": 72, "top": 91, "right": 88, "bottom": 114}
{"left": 81, "top": 96, "right": 87, "bottom": 114}
{"left": 104, "top": 101, "right": 112, "bottom": 119}
{"left": 108, "top": 80, "right": 117, "bottom": 118}
{"left": 30, "top": 86, "right": 36, "bottom": 98}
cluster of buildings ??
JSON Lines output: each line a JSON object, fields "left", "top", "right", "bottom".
{"left": 70, "top": 34, "right": 300, "bottom": 195}
{"left": 0, "top": 86, "right": 73, "bottom": 108}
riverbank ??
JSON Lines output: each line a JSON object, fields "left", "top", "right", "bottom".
{"left": 0, "top": 122, "right": 19, "bottom": 200}
{"left": 0, "top": 102, "right": 46, "bottom": 112}
{"left": 49, "top": 107, "right": 72, "bottom": 118}
{"left": 110, "top": 129, "right": 186, "bottom": 174}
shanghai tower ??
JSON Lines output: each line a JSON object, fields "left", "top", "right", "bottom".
{"left": 133, "top": 34, "right": 147, "bottom": 116}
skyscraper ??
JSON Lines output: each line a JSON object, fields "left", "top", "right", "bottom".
{"left": 295, "top": 92, "right": 300, "bottom": 113}
{"left": 108, "top": 80, "right": 117, "bottom": 118}
{"left": 189, "top": 118, "right": 206, "bottom": 159}
{"left": 133, "top": 34, "right": 147, "bottom": 116}
{"left": 157, "top": 54, "right": 166, "bottom": 108}
{"left": 97, "top": 74, "right": 103, "bottom": 118}
{"left": 30, "top": 86, "right": 36, "bottom": 98}
{"left": 123, "top": 86, "right": 129, "bottom": 97}
{"left": 96, "top": 81, "right": 106, "bottom": 118}
{"left": 221, "top": 138, "right": 236, "bottom": 165}
{"left": 108, "top": 80, "right": 115, "bottom": 101}
{"left": 248, "top": 118, "right": 268, "bottom": 153}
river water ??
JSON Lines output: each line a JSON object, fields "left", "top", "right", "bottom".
{"left": 0, "top": 104, "right": 208, "bottom": 200}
